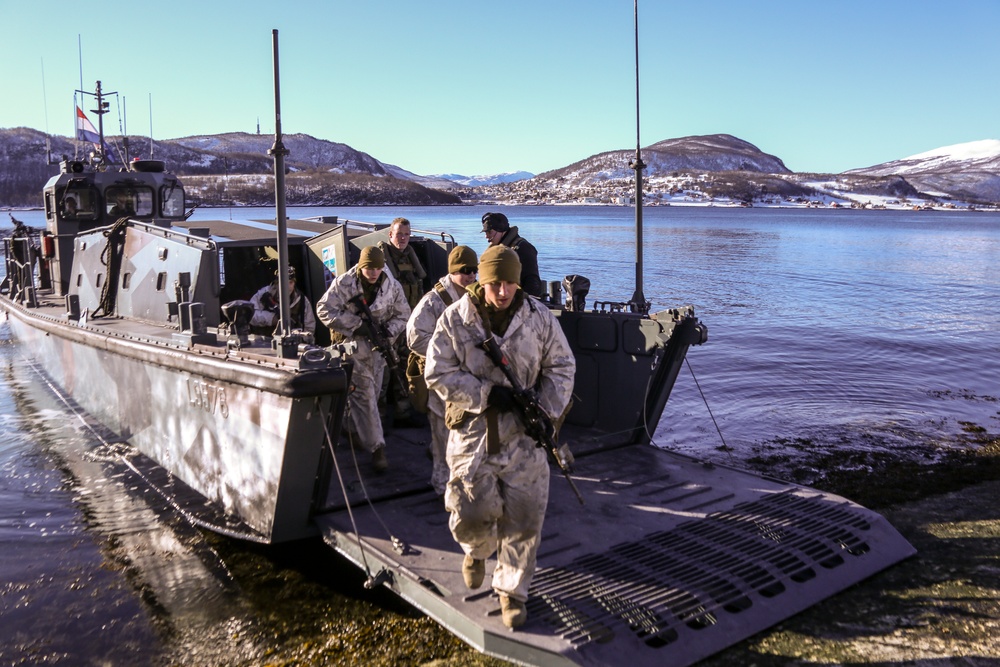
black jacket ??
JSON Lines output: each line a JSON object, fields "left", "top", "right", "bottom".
{"left": 498, "top": 226, "right": 543, "bottom": 298}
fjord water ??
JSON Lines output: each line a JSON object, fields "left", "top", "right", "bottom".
{"left": 2, "top": 204, "right": 998, "bottom": 663}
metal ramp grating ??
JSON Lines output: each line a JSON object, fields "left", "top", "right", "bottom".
{"left": 527, "top": 490, "right": 880, "bottom": 655}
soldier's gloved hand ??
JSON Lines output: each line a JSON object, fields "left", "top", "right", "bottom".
{"left": 354, "top": 322, "right": 373, "bottom": 340}
{"left": 488, "top": 385, "right": 517, "bottom": 413}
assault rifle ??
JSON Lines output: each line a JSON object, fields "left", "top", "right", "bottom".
{"left": 348, "top": 294, "right": 409, "bottom": 399}
{"left": 480, "top": 335, "right": 584, "bottom": 505}
{"left": 260, "top": 291, "right": 277, "bottom": 312}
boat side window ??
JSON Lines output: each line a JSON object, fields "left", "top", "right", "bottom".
{"left": 59, "top": 187, "right": 99, "bottom": 221}
{"left": 105, "top": 186, "right": 154, "bottom": 218}
{"left": 160, "top": 181, "right": 185, "bottom": 218}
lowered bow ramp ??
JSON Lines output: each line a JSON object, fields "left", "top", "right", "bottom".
{"left": 314, "top": 437, "right": 915, "bottom": 667}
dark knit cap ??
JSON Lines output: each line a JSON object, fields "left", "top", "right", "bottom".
{"left": 478, "top": 245, "right": 521, "bottom": 285}
{"left": 358, "top": 246, "right": 385, "bottom": 270}
{"left": 481, "top": 212, "right": 510, "bottom": 233}
{"left": 447, "top": 245, "right": 478, "bottom": 274}
{"left": 274, "top": 265, "right": 296, "bottom": 280}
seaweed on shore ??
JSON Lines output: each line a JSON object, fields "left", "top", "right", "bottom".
{"left": 747, "top": 422, "right": 1000, "bottom": 510}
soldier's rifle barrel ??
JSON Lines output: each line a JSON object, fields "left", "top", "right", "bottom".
{"left": 348, "top": 294, "right": 409, "bottom": 399}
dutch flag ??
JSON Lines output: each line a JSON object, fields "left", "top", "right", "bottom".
{"left": 75, "top": 106, "right": 118, "bottom": 163}
{"left": 75, "top": 106, "right": 101, "bottom": 144}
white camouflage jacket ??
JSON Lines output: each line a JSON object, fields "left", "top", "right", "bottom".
{"left": 406, "top": 275, "right": 465, "bottom": 357}
{"left": 425, "top": 291, "right": 576, "bottom": 482}
{"left": 315, "top": 267, "right": 410, "bottom": 355}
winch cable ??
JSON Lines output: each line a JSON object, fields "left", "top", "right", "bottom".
{"left": 319, "top": 399, "right": 405, "bottom": 587}
{"left": 319, "top": 400, "right": 376, "bottom": 579}
{"left": 639, "top": 352, "right": 735, "bottom": 466}
{"left": 342, "top": 419, "right": 409, "bottom": 555}
{"left": 684, "top": 357, "right": 736, "bottom": 465}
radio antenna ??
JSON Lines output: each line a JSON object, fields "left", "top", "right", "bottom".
{"left": 628, "top": 0, "right": 649, "bottom": 314}
{"left": 148, "top": 93, "right": 154, "bottom": 158}
{"left": 41, "top": 58, "right": 52, "bottom": 164}
{"left": 77, "top": 35, "right": 83, "bottom": 93}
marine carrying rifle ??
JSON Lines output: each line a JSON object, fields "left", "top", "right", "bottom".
{"left": 348, "top": 294, "right": 409, "bottom": 399}
{"left": 480, "top": 335, "right": 584, "bottom": 505}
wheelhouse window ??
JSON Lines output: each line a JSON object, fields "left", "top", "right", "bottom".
{"left": 56, "top": 185, "right": 100, "bottom": 221}
{"left": 160, "top": 181, "right": 185, "bottom": 218}
{"left": 105, "top": 186, "right": 154, "bottom": 218}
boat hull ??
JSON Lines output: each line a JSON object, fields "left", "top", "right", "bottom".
{"left": 3, "top": 299, "right": 346, "bottom": 542}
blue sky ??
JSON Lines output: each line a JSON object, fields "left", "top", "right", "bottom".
{"left": 1, "top": 0, "right": 997, "bottom": 177}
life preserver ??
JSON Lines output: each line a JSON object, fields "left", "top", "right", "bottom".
{"left": 130, "top": 159, "right": 166, "bottom": 173}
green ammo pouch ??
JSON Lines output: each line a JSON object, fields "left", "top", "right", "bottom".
{"left": 406, "top": 351, "right": 429, "bottom": 414}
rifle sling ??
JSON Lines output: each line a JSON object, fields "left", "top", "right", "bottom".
{"left": 485, "top": 407, "right": 501, "bottom": 455}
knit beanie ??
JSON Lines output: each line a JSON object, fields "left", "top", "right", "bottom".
{"left": 358, "top": 246, "right": 385, "bottom": 270}
{"left": 448, "top": 245, "right": 478, "bottom": 274}
{"left": 481, "top": 212, "right": 510, "bottom": 233}
{"left": 478, "top": 245, "right": 521, "bottom": 285}
{"left": 272, "top": 265, "right": 296, "bottom": 283}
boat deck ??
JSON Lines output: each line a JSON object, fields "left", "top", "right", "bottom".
{"left": 15, "top": 289, "right": 309, "bottom": 368}
{"left": 8, "top": 292, "right": 917, "bottom": 667}
{"left": 317, "top": 418, "right": 916, "bottom": 667}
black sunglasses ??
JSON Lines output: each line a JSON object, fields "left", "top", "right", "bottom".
{"left": 458, "top": 267, "right": 477, "bottom": 275}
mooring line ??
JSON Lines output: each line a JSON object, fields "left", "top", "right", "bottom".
{"left": 684, "top": 357, "right": 736, "bottom": 465}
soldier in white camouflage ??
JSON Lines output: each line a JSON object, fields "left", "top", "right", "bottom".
{"left": 249, "top": 266, "right": 316, "bottom": 338}
{"left": 425, "top": 245, "right": 575, "bottom": 629}
{"left": 405, "top": 245, "right": 479, "bottom": 495}
{"left": 316, "top": 246, "right": 411, "bottom": 473}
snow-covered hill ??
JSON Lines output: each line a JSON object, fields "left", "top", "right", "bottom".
{"left": 846, "top": 140, "right": 1000, "bottom": 202}
{"left": 847, "top": 139, "right": 1000, "bottom": 176}
{"left": 534, "top": 134, "right": 789, "bottom": 188}
{"left": 2, "top": 127, "right": 998, "bottom": 208}
{"left": 431, "top": 171, "right": 535, "bottom": 187}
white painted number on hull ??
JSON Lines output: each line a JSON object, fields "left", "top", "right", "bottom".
{"left": 187, "top": 379, "right": 230, "bottom": 418}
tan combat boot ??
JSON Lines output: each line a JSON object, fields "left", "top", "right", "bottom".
{"left": 499, "top": 594, "right": 527, "bottom": 629}
{"left": 462, "top": 554, "right": 485, "bottom": 589}
{"left": 371, "top": 446, "right": 388, "bottom": 473}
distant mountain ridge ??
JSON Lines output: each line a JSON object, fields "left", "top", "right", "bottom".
{"left": 847, "top": 140, "right": 1000, "bottom": 176}
{"left": 845, "top": 139, "right": 1000, "bottom": 203}
{"left": 1, "top": 126, "right": 998, "bottom": 208}
{"left": 534, "top": 134, "right": 789, "bottom": 188}
{"left": 0, "top": 128, "right": 461, "bottom": 207}
{"left": 431, "top": 171, "right": 535, "bottom": 187}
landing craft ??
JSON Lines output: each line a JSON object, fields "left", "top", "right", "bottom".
{"left": 1, "top": 29, "right": 915, "bottom": 667}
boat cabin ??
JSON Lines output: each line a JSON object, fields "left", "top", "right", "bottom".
{"left": 43, "top": 158, "right": 187, "bottom": 296}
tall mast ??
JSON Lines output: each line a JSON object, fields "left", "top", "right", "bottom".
{"left": 91, "top": 80, "right": 114, "bottom": 167}
{"left": 268, "top": 29, "right": 294, "bottom": 355}
{"left": 629, "top": 0, "right": 648, "bottom": 314}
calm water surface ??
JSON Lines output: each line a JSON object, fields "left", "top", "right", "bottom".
{"left": 2, "top": 204, "right": 999, "bottom": 663}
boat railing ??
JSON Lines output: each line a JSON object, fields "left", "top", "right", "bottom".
{"left": 302, "top": 215, "right": 456, "bottom": 247}
{"left": 1, "top": 236, "right": 39, "bottom": 307}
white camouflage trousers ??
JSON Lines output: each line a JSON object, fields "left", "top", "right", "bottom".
{"left": 347, "top": 340, "right": 386, "bottom": 453}
{"left": 444, "top": 436, "right": 549, "bottom": 602}
{"left": 427, "top": 392, "right": 449, "bottom": 495}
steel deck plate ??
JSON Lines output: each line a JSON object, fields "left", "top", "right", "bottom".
{"left": 315, "top": 426, "right": 916, "bottom": 667}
